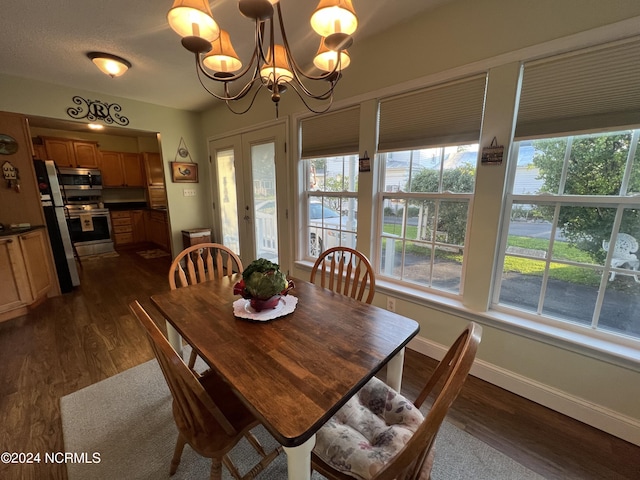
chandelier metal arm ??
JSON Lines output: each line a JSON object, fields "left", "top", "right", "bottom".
{"left": 195, "top": 56, "right": 263, "bottom": 102}
{"left": 193, "top": 21, "right": 264, "bottom": 85}
{"left": 224, "top": 84, "right": 265, "bottom": 115}
{"left": 286, "top": 82, "right": 336, "bottom": 114}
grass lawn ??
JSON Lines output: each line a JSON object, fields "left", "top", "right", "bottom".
{"left": 382, "top": 225, "right": 603, "bottom": 286}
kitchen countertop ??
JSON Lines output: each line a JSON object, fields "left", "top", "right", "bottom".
{"left": 103, "top": 202, "right": 148, "bottom": 211}
{"left": 0, "top": 225, "right": 46, "bottom": 238}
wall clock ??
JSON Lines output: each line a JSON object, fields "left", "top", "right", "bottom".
{"left": 0, "top": 134, "right": 18, "bottom": 155}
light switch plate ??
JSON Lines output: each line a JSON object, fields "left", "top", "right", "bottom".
{"left": 183, "top": 188, "right": 196, "bottom": 197}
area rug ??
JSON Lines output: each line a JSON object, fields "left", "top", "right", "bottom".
{"left": 136, "top": 249, "right": 170, "bottom": 259}
{"left": 61, "top": 360, "right": 545, "bottom": 480}
{"left": 80, "top": 251, "right": 119, "bottom": 261}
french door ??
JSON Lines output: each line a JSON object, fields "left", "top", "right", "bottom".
{"left": 209, "top": 124, "right": 290, "bottom": 271}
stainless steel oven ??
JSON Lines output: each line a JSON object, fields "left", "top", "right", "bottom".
{"left": 65, "top": 206, "right": 115, "bottom": 257}
{"left": 54, "top": 166, "right": 114, "bottom": 256}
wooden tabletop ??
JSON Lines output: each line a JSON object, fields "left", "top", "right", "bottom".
{"left": 151, "top": 275, "right": 419, "bottom": 447}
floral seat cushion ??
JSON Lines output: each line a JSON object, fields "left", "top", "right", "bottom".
{"left": 314, "top": 376, "right": 424, "bottom": 480}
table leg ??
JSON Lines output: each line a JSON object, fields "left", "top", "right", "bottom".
{"left": 282, "top": 435, "right": 315, "bottom": 480}
{"left": 386, "top": 347, "right": 405, "bottom": 392}
{"left": 165, "top": 321, "right": 183, "bottom": 357}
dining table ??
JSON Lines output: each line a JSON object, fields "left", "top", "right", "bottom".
{"left": 150, "top": 274, "right": 420, "bottom": 480}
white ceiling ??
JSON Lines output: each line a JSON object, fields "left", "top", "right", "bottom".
{"left": 1, "top": 0, "right": 451, "bottom": 116}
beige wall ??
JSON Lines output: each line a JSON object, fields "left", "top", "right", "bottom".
{"left": 197, "top": 0, "right": 640, "bottom": 444}
{"left": 0, "top": 75, "right": 212, "bottom": 253}
{"left": 1, "top": 0, "right": 639, "bottom": 444}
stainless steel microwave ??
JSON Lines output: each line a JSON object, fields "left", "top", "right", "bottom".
{"left": 57, "top": 167, "right": 103, "bottom": 191}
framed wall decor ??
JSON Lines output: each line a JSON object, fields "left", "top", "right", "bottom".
{"left": 171, "top": 162, "right": 198, "bottom": 183}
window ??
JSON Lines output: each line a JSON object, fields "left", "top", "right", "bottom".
{"left": 305, "top": 155, "right": 358, "bottom": 256}
{"left": 496, "top": 130, "right": 640, "bottom": 340}
{"left": 379, "top": 144, "right": 478, "bottom": 294}
{"left": 375, "top": 74, "right": 486, "bottom": 295}
{"left": 300, "top": 107, "right": 360, "bottom": 258}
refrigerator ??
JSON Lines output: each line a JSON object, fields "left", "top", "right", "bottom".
{"left": 33, "top": 159, "right": 81, "bottom": 292}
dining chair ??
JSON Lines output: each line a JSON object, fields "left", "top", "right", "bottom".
{"left": 129, "top": 301, "right": 281, "bottom": 480}
{"left": 310, "top": 246, "right": 376, "bottom": 304}
{"left": 168, "top": 243, "right": 243, "bottom": 369}
{"left": 312, "top": 322, "right": 482, "bottom": 480}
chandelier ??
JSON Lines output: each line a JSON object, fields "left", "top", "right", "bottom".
{"left": 167, "top": 0, "right": 358, "bottom": 116}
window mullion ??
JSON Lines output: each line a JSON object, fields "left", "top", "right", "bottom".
{"left": 619, "top": 129, "right": 639, "bottom": 196}
{"left": 558, "top": 136, "right": 573, "bottom": 194}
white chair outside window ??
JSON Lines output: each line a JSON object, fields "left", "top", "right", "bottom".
{"left": 603, "top": 233, "right": 640, "bottom": 282}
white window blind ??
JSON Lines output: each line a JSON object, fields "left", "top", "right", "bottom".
{"left": 300, "top": 106, "right": 360, "bottom": 158}
{"left": 516, "top": 37, "right": 640, "bottom": 139}
{"left": 378, "top": 74, "right": 487, "bottom": 152}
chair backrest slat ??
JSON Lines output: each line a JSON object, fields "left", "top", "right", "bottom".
{"left": 169, "top": 243, "right": 243, "bottom": 290}
{"left": 310, "top": 247, "right": 376, "bottom": 305}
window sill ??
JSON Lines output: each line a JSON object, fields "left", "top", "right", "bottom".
{"left": 374, "top": 278, "right": 640, "bottom": 372}
{"left": 294, "top": 260, "right": 640, "bottom": 372}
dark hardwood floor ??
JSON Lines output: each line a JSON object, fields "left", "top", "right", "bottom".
{"left": 0, "top": 249, "right": 638, "bottom": 479}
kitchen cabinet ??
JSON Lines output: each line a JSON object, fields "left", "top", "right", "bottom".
{"left": 0, "top": 228, "right": 53, "bottom": 322}
{"left": 110, "top": 210, "right": 146, "bottom": 247}
{"left": 147, "top": 186, "right": 167, "bottom": 209}
{"left": 100, "top": 151, "right": 145, "bottom": 187}
{"left": 146, "top": 210, "right": 170, "bottom": 252}
{"left": 32, "top": 142, "right": 47, "bottom": 160}
{"left": 143, "top": 152, "right": 164, "bottom": 186}
{"left": 42, "top": 137, "right": 100, "bottom": 168}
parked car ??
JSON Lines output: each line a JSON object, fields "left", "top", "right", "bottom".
{"left": 308, "top": 202, "right": 356, "bottom": 256}
{"left": 255, "top": 200, "right": 356, "bottom": 257}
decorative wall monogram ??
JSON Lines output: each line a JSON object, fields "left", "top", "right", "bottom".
{"left": 66, "top": 96, "right": 130, "bottom": 126}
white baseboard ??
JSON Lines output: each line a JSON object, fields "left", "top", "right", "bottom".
{"left": 408, "top": 336, "right": 640, "bottom": 447}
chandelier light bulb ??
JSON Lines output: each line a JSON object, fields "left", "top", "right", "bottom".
{"left": 260, "top": 45, "right": 293, "bottom": 85}
{"left": 314, "top": 38, "right": 350, "bottom": 72}
{"left": 203, "top": 30, "right": 243, "bottom": 74}
{"left": 168, "top": 0, "right": 220, "bottom": 41}
{"left": 310, "top": 0, "right": 358, "bottom": 37}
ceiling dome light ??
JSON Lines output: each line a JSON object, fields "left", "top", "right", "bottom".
{"left": 87, "top": 52, "right": 132, "bottom": 78}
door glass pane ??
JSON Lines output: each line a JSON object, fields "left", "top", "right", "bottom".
{"left": 216, "top": 149, "right": 240, "bottom": 255}
{"left": 251, "top": 142, "right": 279, "bottom": 263}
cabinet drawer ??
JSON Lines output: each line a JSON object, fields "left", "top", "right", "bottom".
{"left": 110, "top": 211, "right": 131, "bottom": 219}
{"left": 112, "top": 217, "right": 132, "bottom": 227}
{"left": 113, "top": 224, "right": 133, "bottom": 234}
{"left": 114, "top": 233, "right": 133, "bottom": 245}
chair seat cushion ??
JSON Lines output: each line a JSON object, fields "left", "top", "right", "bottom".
{"left": 314, "top": 376, "right": 424, "bottom": 480}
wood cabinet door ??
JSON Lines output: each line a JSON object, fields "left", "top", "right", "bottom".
{"left": 122, "top": 153, "right": 145, "bottom": 187}
{"left": 0, "top": 237, "right": 31, "bottom": 313}
{"left": 100, "top": 151, "right": 125, "bottom": 186}
{"left": 33, "top": 143, "right": 48, "bottom": 160}
{"left": 44, "top": 138, "right": 75, "bottom": 167}
{"left": 131, "top": 210, "right": 146, "bottom": 243}
{"left": 143, "top": 152, "right": 164, "bottom": 185}
{"left": 18, "top": 230, "right": 52, "bottom": 300}
{"left": 73, "top": 142, "right": 99, "bottom": 168}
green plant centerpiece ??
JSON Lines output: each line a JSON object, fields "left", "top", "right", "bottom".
{"left": 233, "top": 258, "right": 294, "bottom": 312}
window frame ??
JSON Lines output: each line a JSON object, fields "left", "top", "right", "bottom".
{"left": 376, "top": 143, "right": 478, "bottom": 296}
{"left": 493, "top": 129, "right": 640, "bottom": 345}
